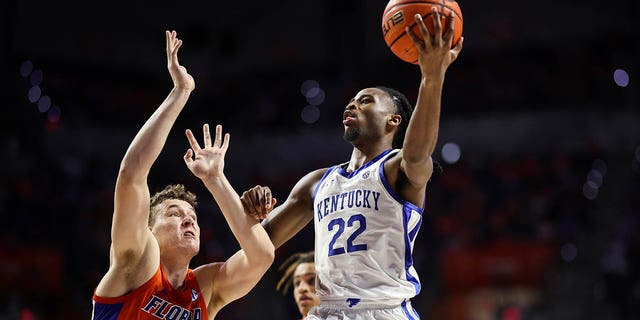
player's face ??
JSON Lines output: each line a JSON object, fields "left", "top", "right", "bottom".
{"left": 151, "top": 199, "right": 200, "bottom": 256}
{"left": 343, "top": 88, "right": 397, "bottom": 146}
{"left": 293, "top": 262, "right": 319, "bottom": 317}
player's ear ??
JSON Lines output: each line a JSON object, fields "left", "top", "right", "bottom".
{"left": 388, "top": 114, "right": 401, "bottom": 127}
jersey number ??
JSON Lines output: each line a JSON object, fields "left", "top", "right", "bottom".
{"left": 327, "top": 214, "right": 367, "bottom": 256}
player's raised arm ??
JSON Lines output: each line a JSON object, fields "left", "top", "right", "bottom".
{"left": 185, "top": 124, "right": 274, "bottom": 315}
{"left": 401, "top": 9, "right": 463, "bottom": 187}
{"left": 101, "top": 30, "right": 195, "bottom": 296}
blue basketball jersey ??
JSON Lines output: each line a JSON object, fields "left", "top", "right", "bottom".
{"left": 312, "top": 149, "right": 423, "bottom": 308}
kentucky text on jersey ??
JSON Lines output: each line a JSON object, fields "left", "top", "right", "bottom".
{"left": 316, "top": 189, "right": 381, "bottom": 222}
{"left": 141, "top": 295, "right": 202, "bottom": 320}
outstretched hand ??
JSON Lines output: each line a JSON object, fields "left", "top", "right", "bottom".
{"left": 184, "top": 124, "right": 229, "bottom": 180}
{"left": 166, "top": 30, "right": 195, "bottom": 91}
{"left": 406, "top": 8, "right": 464, "bottom": 77}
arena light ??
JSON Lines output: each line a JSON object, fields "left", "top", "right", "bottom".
{"left": 300, "top": 80, "right": 320, "bottom": 97}
{"left": 560, "top": 243, "right": 577, "bottom": 263}
{"left": 20, "top": 60, "right": 33, "bottom": 77}
{"left": 28, "top": 85, "right": 41, "bottom": 103}
{"left": 582, "top": 181, "right": 598, "bottom": 200}
{"left": 48, "top": 105, "right": 61, "bottom": 122}
{"left": 441, "top": 142, "right": 461, "bottom": 164}
{"left": 613, "top": 69, "right": 629, "bottom": 87}
{"left": 20, "top": 59, "right": 63, "bottom": 127}
{"left": 30, "top": 69, "right": 43, "bottom": 86}
{"left": 301, "top": 105, "right": 320, "bottom": 124}
{"left": 306, "top": 88, "right": 326, "bottom": 106}
{"left": 38, "top": 95, "right": 51, "bottom": 113}
{"left": 586, "top": 169, "right": 603, "bottom": 188}
{"left": 591, "top": 159, "right": 607, "bottom": 176}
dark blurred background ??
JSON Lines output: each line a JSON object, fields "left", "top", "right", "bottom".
{"left": 1, "top": 0, "right": 639, "bottom": 319}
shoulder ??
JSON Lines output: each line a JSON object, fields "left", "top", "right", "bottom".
{"left": 192, "top": 262, "right": 224, "bottom": 291}
{"left": 306, "top": 167, "right": 333, "bottom": 180}
{"left": 192, "top": 262, "right": 224, "bottom": 306}
{"left": 292, "top": 167, "right": 332, "bottom": 194}
{"left": 384, "top": 148, "right": 431, "bottom": 206}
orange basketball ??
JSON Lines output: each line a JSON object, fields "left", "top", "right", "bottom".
{"left": 382, "top": 0, "right": 463, "bottom": 64}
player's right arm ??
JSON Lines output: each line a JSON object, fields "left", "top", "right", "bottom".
{"left": 241, "top": 169, "right": 327, "bottom": 249}
{"left": 95, "top": 31, "right": 195, "bottom": 297}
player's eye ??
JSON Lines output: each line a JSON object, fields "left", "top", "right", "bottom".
{"left": 359, "top": 97, "right": 371, "bottom": 104}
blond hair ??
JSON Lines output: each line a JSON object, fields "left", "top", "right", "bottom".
{"left": 148, "top": 184, "right": 197, "bottom": 226}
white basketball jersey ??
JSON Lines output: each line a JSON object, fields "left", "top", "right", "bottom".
{"left": 312, "top": 149, "right": 424, "bottom": 308}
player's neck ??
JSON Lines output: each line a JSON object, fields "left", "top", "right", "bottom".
{"left": 347, "top": 144, "right": 391, "bottom": 172}
{"left": 160, "top": 256, "right": 191, "bottom": 290}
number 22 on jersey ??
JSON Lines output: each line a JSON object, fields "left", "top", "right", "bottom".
{"left": 327, "top": 213, "right": 368, "bottom": 256}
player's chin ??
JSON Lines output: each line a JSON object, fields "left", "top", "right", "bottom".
{"left": 181, "top": 240, "right": 200, "bottom": 254}
{"left": 343, "top": 128, "right": 359, "bottom": 143}
{"left": 298, "top": 304, "right": 311, "bottom": 314}
{"left": 298, "top": 299, "right": 315, "bottom": 307}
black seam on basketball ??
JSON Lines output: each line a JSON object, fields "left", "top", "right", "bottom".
{"left": 387, "top": 12, "right": 435, "bottom": 49}
{"left": 382, "top": 0, "right": 442, "bottom": 16}
{"left": 439, "top": 0, "right": 463, "bottom": 23}
{"left": 383, "top": 1, "right": 445, "bottom": 15}
{"left": 385, "top": 7, "right": 463, "bottom": 49}
{"left": 383, "top": 2, "right": 463, "bottom": 24}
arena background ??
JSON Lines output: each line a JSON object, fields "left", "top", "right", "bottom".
{"left": 1, "top": 0, "right": 639, "bottom": 319}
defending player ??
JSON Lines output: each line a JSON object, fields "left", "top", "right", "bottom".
{"left": 91, "top": 31, "right": 274, "bottom": 320}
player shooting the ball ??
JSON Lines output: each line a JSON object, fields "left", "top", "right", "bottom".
{"left": 241, "top": 9, "right": 463, "bottom": 320}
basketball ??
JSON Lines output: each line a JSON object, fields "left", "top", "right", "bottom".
{"left": 382, "top": 0, "right": 463, "bottom": 64}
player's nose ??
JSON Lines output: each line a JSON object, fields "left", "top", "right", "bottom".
{"left": 345, "top": 102, "right": 357, "bottom": 111}
{"left": 182, "top": 216, "right": 194, "bottom": 226}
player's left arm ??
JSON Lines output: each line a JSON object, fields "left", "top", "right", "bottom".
{"left": 399, "top": 9, "right": 463, "bottom": 187}
{"left": 186, "top": 124, "right": 274, "bottom": 316}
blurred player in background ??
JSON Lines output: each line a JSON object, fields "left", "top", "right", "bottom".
{"left": 277, "top": 251, "right": 320, "bottom": 319}
{"left": 241, "top": 10, "right": 463, "bottom": 319}
{"left": 91, "top": 30, "right": 274, "bottom": 320}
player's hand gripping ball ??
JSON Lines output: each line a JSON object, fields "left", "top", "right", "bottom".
{"left": 382, "top": 0, "right": 463, "bottom": 64}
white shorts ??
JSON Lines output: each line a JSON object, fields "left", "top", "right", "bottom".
{"left": 305, "top": 300, "right": 420, "bottom": 320}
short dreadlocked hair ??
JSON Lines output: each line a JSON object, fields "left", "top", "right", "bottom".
{"left": 148, "top": 184, "right": 197, "bottom": 226}
{"left": 375, "top": 86, "right": 413, "bottom": 149}
{"left": 276, "top": 251, "right": 315, "bottom": 294}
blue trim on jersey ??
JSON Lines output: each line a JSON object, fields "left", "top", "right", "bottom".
{"left": 378, "top": 151, "right": 424, "bottom": 216}
{"left": 378, "top": 150, "right": 405, "bottom": 204}
{"left": 408, "top": 215, "right": 423, "bottom": 243}
{"left": 403, "top": 205, "right": 421, "bottom": 295}
{"left": 337, "top": 149, "right": 394, "bottom": 179}
{"left": 92, "top": 301, "right": 123, "bottom": 320}
{"left": 375, "top": 148, "right": 422, "bottom": 295}
{"left": 313, "top": 166, "right": 339, "bottom": 200}
{"left": 401, "top": 300, "right": 417, "bottom": 320}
